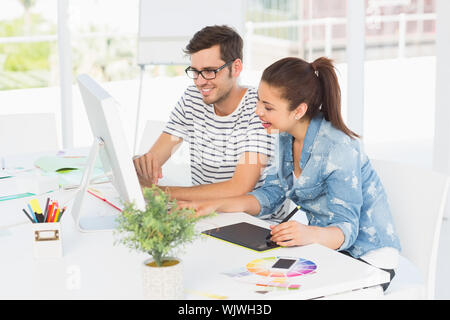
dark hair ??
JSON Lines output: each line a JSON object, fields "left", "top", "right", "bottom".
{"left": 184, "top": 25, "right": 243, "bottom": 63}
{"left": 261, "top": 57, "right": 360, "bottom": 139}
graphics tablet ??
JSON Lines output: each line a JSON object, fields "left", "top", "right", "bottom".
{"left": 202, "top": 222, "right": 280, "bottom": 252}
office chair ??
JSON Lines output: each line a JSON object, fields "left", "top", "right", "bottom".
{"left": 371, "top": 159, "right": 449, "bottom": 299}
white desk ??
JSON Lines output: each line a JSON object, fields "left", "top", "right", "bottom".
{"left": 0, "top": 152, "right": 390, "bottom": 300}
{"left": 186, "top": 213, "right": 388, "bottom": 300}
{"left": 0, "top": 201, "right": 389, "bottom": 300}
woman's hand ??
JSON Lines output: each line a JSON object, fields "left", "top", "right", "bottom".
{"left": 269, "top": 221, "right": 311, "bottom": 247}
{"left": 269, "top": 221, "right": 345, "bottom": 250}
{"left": 176, "top": 199, "right": 221, "bottom": 217}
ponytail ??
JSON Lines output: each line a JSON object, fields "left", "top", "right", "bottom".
{"left": 261, "top": 56, "right": 360, "bottom": 139}
{"left": 311, "top": 57, "right": 360, "bottom": 139}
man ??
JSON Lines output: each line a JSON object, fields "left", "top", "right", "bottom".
{"left": 133, "top": 25, "right": 273, "bottom": 202}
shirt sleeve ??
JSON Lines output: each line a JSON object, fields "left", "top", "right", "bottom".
{"left": 248, "top": 137, "right": 286, "bottom": 217}
{"left": 323, "top": 142, "right": 364, "bottom": 251}
{"left": 244, "top": 102, "right": 275, "bottom": 158}
{"left": 163, "top": 89, "right": 190, "bottom": 141}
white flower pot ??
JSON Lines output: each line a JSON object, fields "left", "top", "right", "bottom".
{"left": 142, "top": 257, "right": 184, "bottom": 300}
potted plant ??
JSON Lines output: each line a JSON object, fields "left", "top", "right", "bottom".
{"left": 114, "top": 185, "right": 214, "bottom": 299}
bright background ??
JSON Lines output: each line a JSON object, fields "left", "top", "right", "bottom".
{"left": 0, "top": 0, "right": 439, "bottom": 168}
{"left": 1, "top": 0, "right": 450, "bottom": 299}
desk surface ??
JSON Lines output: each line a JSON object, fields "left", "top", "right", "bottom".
{"left": 0, "top": 201, "right": 389, "bottom": 300}
{"left": 0, "top": 151, "right": 389, "bottom": 300}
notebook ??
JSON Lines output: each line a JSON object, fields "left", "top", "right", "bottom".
{"left": 202, "top": 222, "right": 280, "bottom": 252}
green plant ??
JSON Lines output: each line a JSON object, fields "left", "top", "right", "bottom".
{"left": 114, "top": 185, "right": 214, "bottom": 267}
{"left": 3, "top": 42, "right": 51, "bottom": 71}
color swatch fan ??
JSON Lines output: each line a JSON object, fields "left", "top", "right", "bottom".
{"left": 223, "top": 256, "right": 317, "bottom": 294}
{"left": 246, "top": 257, "right": 317, "bottom": 278}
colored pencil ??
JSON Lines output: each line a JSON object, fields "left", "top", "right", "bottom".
{"left": 22, "top": 208, "right": 35, "bottom": 223}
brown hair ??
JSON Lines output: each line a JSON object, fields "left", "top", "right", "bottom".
{"left": 184, "top": 25, "right": 243, "bottom": 63}
{"left": 261, "top": 57, "right": 360, "bottom": 139}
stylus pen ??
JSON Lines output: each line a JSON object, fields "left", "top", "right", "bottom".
{"left": 266, "top": 205, "right": 301, "bottom": 240}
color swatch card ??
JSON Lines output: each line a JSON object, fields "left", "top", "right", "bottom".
{"left": 246, "top": 256, "right": 317, "bottom": 278}
{"left": 222, "top": 256, "right": 317, "bottom": 295}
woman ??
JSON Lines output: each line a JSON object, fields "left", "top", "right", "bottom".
{"left": 178, "top": 57, "right": 401, "bottom": 290}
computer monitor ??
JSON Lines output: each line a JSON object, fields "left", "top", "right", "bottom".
{"left": 72, "top": 74, "right": 146, "bottom": 232}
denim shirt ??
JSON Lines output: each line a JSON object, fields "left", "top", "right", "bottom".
{"left": 249, "top": 113, "right": 401, "bottom": 258}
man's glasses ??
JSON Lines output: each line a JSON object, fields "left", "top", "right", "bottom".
{"left": 185, "top": 60, "right": 234, "bottom": 80}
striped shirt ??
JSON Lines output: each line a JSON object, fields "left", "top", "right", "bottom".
{"left": 164, "top": 85, "right": 274, "bottom": 189}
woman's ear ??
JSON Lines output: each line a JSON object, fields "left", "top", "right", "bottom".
{"left": 294, "top": 103, "right": 308, "bottom": 120}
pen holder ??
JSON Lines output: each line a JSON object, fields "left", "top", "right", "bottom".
{"left": 32, "top": 222, "right": 63, "bottom": 259}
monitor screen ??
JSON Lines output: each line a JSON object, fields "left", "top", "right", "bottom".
{"left": 73, "top": 74, "right": 146, "bottom": 231}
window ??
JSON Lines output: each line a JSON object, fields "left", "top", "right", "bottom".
{"left": 69, "top": 0, "right": 139, "bottom": 82}
{"left": 363, "top": 0, "right": 436, "bottom": 167}
{"left": 0, "top": 0, "right": 57, "bottom": 90}
{"left": 246, "top": 0, "right": 436, "bottom": 166}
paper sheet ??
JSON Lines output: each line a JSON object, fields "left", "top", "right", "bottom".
{"left": 0, "top": 170, "right": 12, "bottom": 179}
{"left": 57, "top": 167, "right": 108, "bottom": 189}
{"left": 0, "top": 175, "right": 59, "bottom": 200}
{"left": 34, "top": 156, "right": 102, "bottom": 173}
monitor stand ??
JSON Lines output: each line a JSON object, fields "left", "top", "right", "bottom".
{"left": 71, "top": 137, "right": 120, "bottom": 232}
